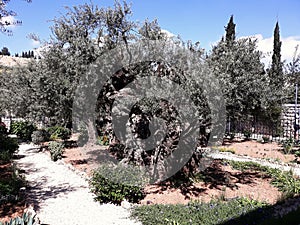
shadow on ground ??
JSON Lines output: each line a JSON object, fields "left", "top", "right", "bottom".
{"left": 217, "top": 196, "right": 300, "bottom": 225}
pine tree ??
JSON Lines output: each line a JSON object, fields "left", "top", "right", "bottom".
{"left": 225, "top": 15, "right": 236, "bottom": 45}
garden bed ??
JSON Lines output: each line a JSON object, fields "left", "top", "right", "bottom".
{"left": 62, "top": 140, "right": 298, "bottom": 205}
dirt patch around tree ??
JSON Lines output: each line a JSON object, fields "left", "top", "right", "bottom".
{"left": 62, "top": 141, "right": 290, "bottom": 206}
{"left": 140, "top": 160, "right": 281, "bottom": 205}
{"left": 223, "top": 140, "right": 296, "bottom": 163}
{"left": 1, "top": 140, "right": 293, "bottom": 221}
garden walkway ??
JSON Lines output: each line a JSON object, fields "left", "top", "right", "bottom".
{"left": 208, "top": 150, "right": 300, "bottom": 176}
{"left": 14, "top": 144, "right": 141, "bottom": 225}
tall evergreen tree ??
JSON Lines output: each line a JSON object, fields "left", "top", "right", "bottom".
{"left": 269, "top": 22, "right": 283, "bottom": 86}
{"left": 225, "top": 15, "right": 236, "bottom": 45}
{"left": 266, "top": 22, "right": 284, "bottom": 125}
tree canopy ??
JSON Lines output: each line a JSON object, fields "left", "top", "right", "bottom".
{"left": 207, "top": 17, "right": 266, "bottom": 122}
{"left": 0, "top": 0, "right": 32, "bottom": 34}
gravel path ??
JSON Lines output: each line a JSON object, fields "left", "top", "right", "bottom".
{"left": 208, "top": 150, "right": 300, "bottom": 176}
{"left": 15, "top": 144, "right": 142, "bottom": 225}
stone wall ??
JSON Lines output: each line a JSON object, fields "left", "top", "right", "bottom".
{"left": 281, "top": 104, "right": 300, "bottom": 138}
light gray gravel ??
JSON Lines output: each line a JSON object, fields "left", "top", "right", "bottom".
{"left": 207, "top": 150, "right": 300, "bottom": 176}
{"left": 15, "top": 144, "right": 142, "bottom": 225}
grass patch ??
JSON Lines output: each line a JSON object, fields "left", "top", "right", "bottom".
{"left": 226, "top": 160, "right": 300, "bottom": 197}
{"left": 214, "top": 147, "right": 236, "bottom": 154}
{"left": 131, "top": 197, "right": 270, "bottom": 225}
{"left": 132, "top": 197, "right": 300, "bottom": 225}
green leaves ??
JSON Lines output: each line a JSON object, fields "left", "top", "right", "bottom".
{"left": 131, "top": 197, "right": 270, "bottom": 225}
{"left": 207, "top": 37, "right": 266, "bottom": 121}
{"left": 0, "top": 212, "right": 40, "bottom": 225}
{"left": 10, "top": 121, "right": 36, "bottom": 141}
{"left": 48, "top": 141, "right": 65, "bottom": 161}
{"left": 90, "top": 163, "right": 147, "bottom": 204}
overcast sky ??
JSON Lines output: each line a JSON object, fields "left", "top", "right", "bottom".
{"left": 1, "top": 0, "right": 300, "bottom": 66}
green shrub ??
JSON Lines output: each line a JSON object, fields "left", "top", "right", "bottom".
{"left": 281, "top": 138, "right": 294, "bottom": 154}
{"left": 0, "top": 212, "right": 40, "bottom": 225}
{"left": 48, "top": 141, "right": 65, "bottom": 161}
{"left": 31, "top": 129, "right": 50, "bottom": 144}
{"left": 243, "top": 130, "right": 252, "bottom": 140}
{"left": 0, "top": 122, "right": 7, "bottom": 135}
{"left": 97, "top": 135, "right": 109, "bottom": 146}
{"left": 10, "top": 121, "right": 36, "bottom": 141}
{"left": 90, "top": 163, "right": 148, "bottom": 205}
{"left": 46, "top": 126, "right": 71, "bottom": 140}
{"left": 0, "top": 135, "right": 18, "bottom": 161}
{"left": 0, "top": 163, "right": 26, "bottom": 205}
{"left": 262, "top": 135, "right": 270, "bottom": 143}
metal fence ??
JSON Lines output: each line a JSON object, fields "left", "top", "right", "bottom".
{"left": 225, "top": 117, "right": 300, "bottom": 142}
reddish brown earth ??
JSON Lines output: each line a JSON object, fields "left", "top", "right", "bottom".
{"left": 223, "top": 140, "right": 296, "bottom": 163}
{"left": 0, "top": 140, "right": 292, "bottom": 222}
{"left": 63, "top": 140, "right": 288, "bottom": 205}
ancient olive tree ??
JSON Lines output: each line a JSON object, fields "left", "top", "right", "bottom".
{"left": 6, "top": 1, "right": 218, "bottom": 181}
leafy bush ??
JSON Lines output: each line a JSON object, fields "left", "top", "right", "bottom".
{"left": 262, "top": 135, "right": 270, "bottom": 143}
{"left": 48, "top": 141, "right": 65, "bottom": 161}
{"left": 0, "top": 135, "right": 18, "bottom": 161}
{"left": 31, "top": 129, "right": 50, "bottom": 144}
{"left": 97, "top": 135, "right": 109, "bottom": 146}
{"left": 243, "top": 130, "right": 252, "bottom": 140}
{"left": 46, "top": 126, "right": 71, "bottom": 140}
{"left": 0, "top": 212, "right": 40, "bottom": 225}
{"left": 281, "top": 138, "right": 294, "bottom": 154}
{"left": 0, "top": 163, "right": 26, "bottom": 205}
{"left": 90, "top": 163, "right": 148, "bottom": 205}
{"left": 10, "top": 121, "right": 36, "bottom": 141}
{"left": 0, "top": 122, "right": 7, "bottom": 135}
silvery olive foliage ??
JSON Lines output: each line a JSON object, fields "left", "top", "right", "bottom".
{"left": 207, "top": 37, "right": 268, "bottom": 121}
{"left": 0, "top": 0, "right": 32, "bottom": 34}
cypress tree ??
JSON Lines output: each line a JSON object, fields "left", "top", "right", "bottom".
{"left": 267, "top": 22, "right": 284, "bottom": 125}
{"left": 225, "top": 15, "right": 236, "bottom": 45}
{"left": 269, "top": 22, "right": 283, "bottom": 85}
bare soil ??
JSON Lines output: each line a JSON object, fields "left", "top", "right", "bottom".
{"left": 223, "top": 140, "right": 296, "bottom": 163}
{"left": 62, "top": 140, "right": 288, "bottom": 205}
{"left": 1, "top": 140, "right": 293, "bottom": 221}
